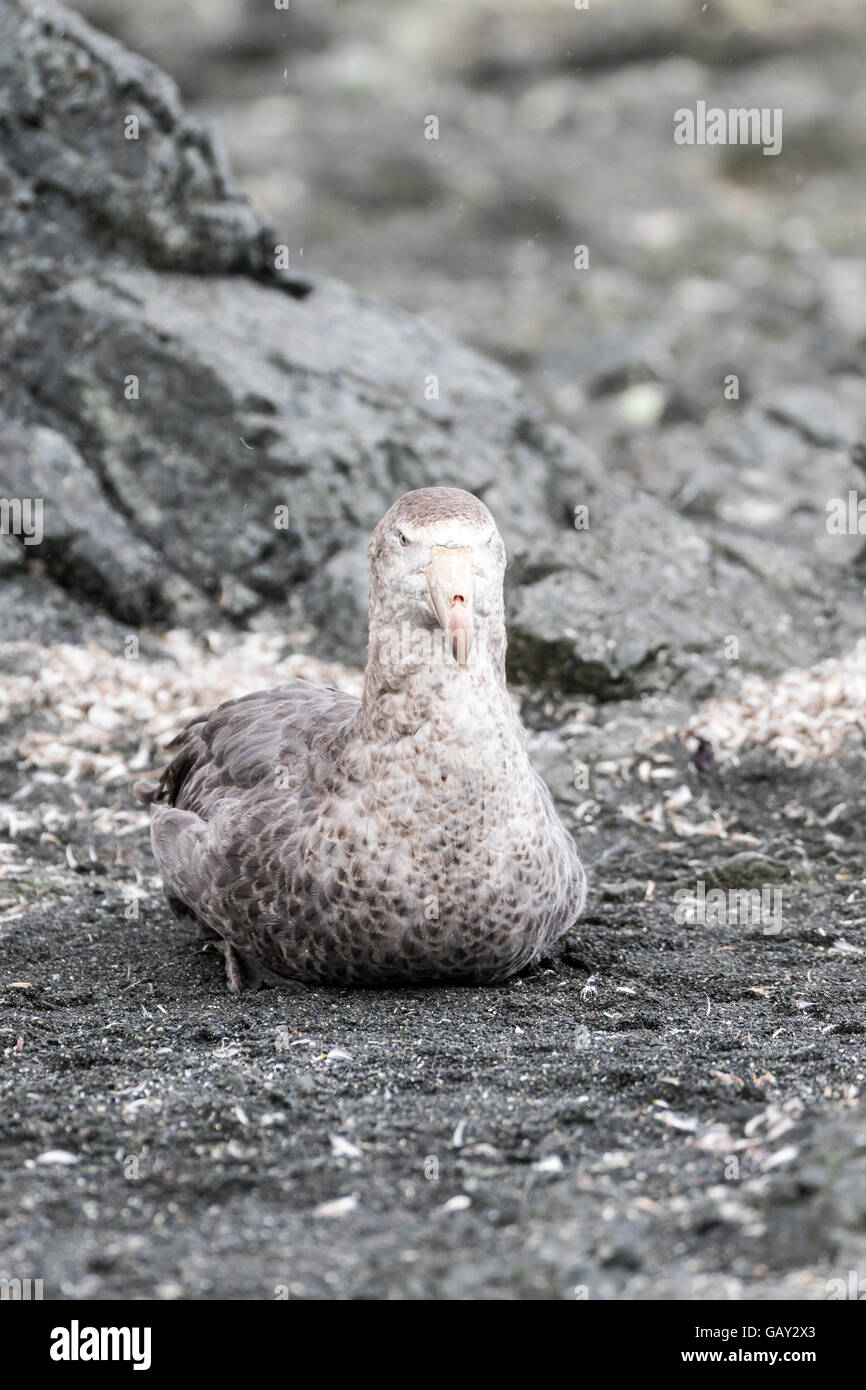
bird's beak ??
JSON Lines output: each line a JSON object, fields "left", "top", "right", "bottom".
{"left": 425, "top": 546, "right": 474, "bottom": 666}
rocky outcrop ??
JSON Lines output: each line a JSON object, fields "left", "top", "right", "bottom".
{"left": 0, "top": 0, "right": 859, "bottom": 696}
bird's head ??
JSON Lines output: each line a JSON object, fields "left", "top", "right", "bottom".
{"left": 367, "top": 487, "right": 506, "bottom": 673}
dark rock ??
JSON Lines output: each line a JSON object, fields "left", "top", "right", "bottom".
{"left": 704, "top": 851, "right": 809, "bottom": 888}
{"left": 0, "top": 0, "right": 859, "bottom": 700}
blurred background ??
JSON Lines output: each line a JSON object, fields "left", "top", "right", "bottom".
{"left": 74, "top": 0, "right": 866, "bottom": 559}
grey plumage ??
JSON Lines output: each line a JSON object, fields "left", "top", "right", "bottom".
{"left": 136, "top": 487, "right": 586, "bottom": 989}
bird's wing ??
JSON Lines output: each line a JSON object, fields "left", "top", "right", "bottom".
{"left": 136, "top": 680, "right": 359, "bottom": 816}
{"left": 138, "top": 681, "right": 360, "bottom": 977}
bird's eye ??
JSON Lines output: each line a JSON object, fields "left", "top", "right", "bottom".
{"left": 397, "top": 530, "right": 410, "bottom": 546}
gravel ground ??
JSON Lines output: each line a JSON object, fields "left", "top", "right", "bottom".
{"left": 2, "top": 660, "right": 865, "bottom": 1300}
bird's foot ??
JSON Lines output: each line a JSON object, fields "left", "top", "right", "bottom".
{"left": 200, "top": 926, "right": 247, "bottom": 994}
{"left": 220, "top": 941, "right": 245, "bottom": 995}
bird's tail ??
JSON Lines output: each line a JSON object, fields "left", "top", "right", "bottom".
{"left": 133, "top": 779, "right": 161, "bottom": 805}
{"left": 133, "top": 718, "right": 208, "bottom": 810}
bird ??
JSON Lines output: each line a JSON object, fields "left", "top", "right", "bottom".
{"left": 135, "top": 487, "right": 586, "bottom": 989}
